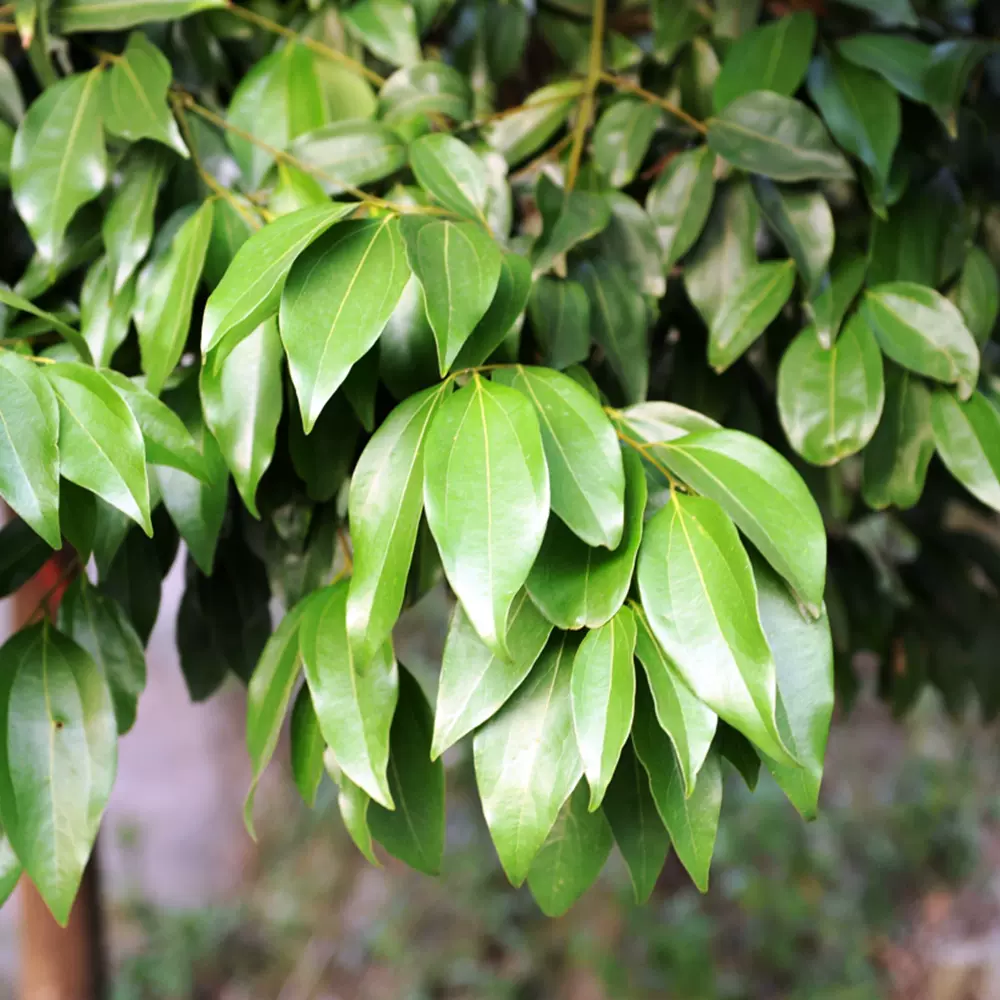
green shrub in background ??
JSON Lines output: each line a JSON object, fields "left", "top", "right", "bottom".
{"left": 0, "top": 0, "right": 998, "bottom": 924}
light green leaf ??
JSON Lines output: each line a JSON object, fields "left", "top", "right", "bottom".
{"left": 432, "top": 589, "right": 552, "bottom": 759}
{"left": 202, "top": 203, "right": 354, "bottom": 359}
{"left": 708, "top": 259, "right": 795, "bottom": 372}
{"left": 53, "top": 0, "right": 224, "bottom": 33}
{"left": 135, "top": 200, "right": 214, "bottom": 395}
{"left": 0, "top": 351, "right": 61, "bottom": 547}
{"left": 0, "top": 623, "right": 116, "bottom": 926}
{"left": 952, "top": 246, "right": 998, "bottom": 346}
{"left": 379, "top": 61, "right": 471, "bottom": 125}
{"left": 862, "top": 282, "right": 980, "bottom": 400}
{"left": 300, "top": 581, "right": 399, "bottom": 809}
{"left": 931, "top": 390, "right": 1000, "bottom": 513}
{"left": 368, "top": 667, "right": 445, "bottom": 874}
{"left": 424, "top": 375, "right": 549, "bottom": 657}
{"left": 592, "top": 98, "right": 660, "bottom": 188}
{"left": 646, "top": 146, "right": 716, "bottom": 271}
{"left": 79, "top": 258, "right": 134, "bottom": 369}
{"left": 0, "top": 286, "right": 89, "bottom": 360}
{"left": 636, "top": 495, "right": 795, "bottom": 765}
{"left": 532, "top": 176, "right": 611, "bottom": 275}
{"left": 778, "top": 313, "right": 885, "bottom": 466}
{"left": 483, "top": 80, "right": 584, "bottom": 166}
{"left": 201, "top": 318, "right": 283, "bottom": 517}
{"left": 528, "top": 276, "right": 590, "bottom": 370}
{"left": 401, "top": 216, "right": 502, "bottom": 375}
{"left": 338, "top": 774, "right": 378, "bottom": 865}
{"left": 713, "top": 11, "right": 815, "bottom": 111}
{"left": 706, "top": 91, "right": 853, "bottom": 183}
{"left": 837, "top": 34, "right": 930, "bottom": 104}
{"left": 862, "top": 363, "right": 935, "bottom": 511}
{"left": 571, "top": 606, "right": 636, "bottom": 810}
{"left": 527, "top": 447, "right": 646, "bottom": 630}
{"left": 474, "top": 632, "right": 583, "bottom": 885}
{"left": 526, "top": 781, "right": 613, "bottom": 916}
{"left": 11, "top": 70, "right": 107, "bottom": 262}
{"left": 291, "top": 120, "right": 407, "bottom": 194}
{"left": 409, "top": 132, "right": 488, "bottom": 221}
{"left": 280, "top": 216, "right": 409, "bottom": 432}
{"left": 616, "top": 401, "right": 720, "bottom": 452}
{"left": 585, "top": 191, "right": 666, "bottom": 299}
{"left": 808, "top": 251, "right": 867, "bottom": 348}
{"left": 344, "top": 0, "right": 420, "bottom": 67}
{"left": 347, "top": 383, "right": 450, "bottom": 667}
{"left": 269, "top": 162, "right": 329, "bottom": 216}
{"left": 290, "top": 685, "right": 325, "bottom": 808}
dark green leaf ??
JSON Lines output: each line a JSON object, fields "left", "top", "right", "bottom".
{"left": 924, "top": 40, "right": 991, "bottom": 139}
{"left": 808, "top": 251, "right": 867, "bottom": 348}
{"left": 288, "top": 390, "right": 358, "bottom": 503}
{"left": 532, "top": 176, "right": 612, "bottom": 275}
{"left": 483, "top": 80, "right": 584, "bottom": 165}
{"left": 646, "top": 146, "right": 716, "bottom": 272}
{"left": 651, "top": 0, "right": 707, "bottom": 64}
{"left": 0, "top": 287, "right": 90, "bottom": 361}
{"left": 592, "top": 98, "right": 660, "bottom": 188}
{"left": 528, "top": 276, "right": 590, "bottom": 370}
{"left": 952, "top": 247, "right": 998, "bottom": 347}
{"left": 931, "top": 390, "right": 1000, "bottom": 513}
{"left": 290, "top": 685, "right": 325, "bottom": 808}
{"left": 0, "top": 517, "right": 51, "bottom": 597}
{"left": 837, "top": 34, "right": 931, "bottom": 104}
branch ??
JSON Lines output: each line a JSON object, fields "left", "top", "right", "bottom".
{"left": 600, "top": 71, "right": 707, "bottom": 135}
{"left": 565, "top": 0, "right": 606, "bottom": 191}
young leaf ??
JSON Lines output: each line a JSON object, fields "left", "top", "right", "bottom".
{"left": 527, "top": 447, "right": 646, "bottom": 630}
{"left": 646, "top": 146, "right": 716, "bottom": 271}
{"left": 135, "top": 200, "right": 214, "bottom": 395}
{"left": 80, "top": 258, "right": 135, "bottom": 369}
{"left": 379, "top": 61, "right": 472, "bottom": 125}
{"left": 299, "top": 581, "right": 399, "bottom": 810}
{"left": 343, "top": 0, "right": 420, "bottom": 68}
{"left": 280, "top": 216, "right": 409, "bottom": 432}
{"left": 291, "top": 121, "right": 407, "bottom": 194}
{"left": 432, "top": 590, "right": 552, "bottom": 759}
{"left": 931, "top": 390, "right": 1000, "bottom": 513}
{"left": 368, "top": 667, "right": 446, "bottom": 875}
{"left": 862, "top": 282, "right": 979, "bottom": 400}
{"left": 401, "top": 216, "right": 502, "bottom": 374}
{"left": 494, "top": 365, "right": 625, "bottom": 549}
{"left": 347, "top": 383, "right": 450, "bottom": 667}
{"left": 591, "top": 98, "right": 660, "bottom": 188}
{"left": 0, "top": 623, "right": 117, "bottom": 927}
{"left": 0, "top": 351, "right": 61, "bottom": 547}
{"left": 526, "top": 782, "right": 613, "bottom": 916}
{"left": 778, "top": 313, "right": 885, "bottom": 466}
{"left": 706, "top": 91, "right": 853, "bottom": 182}
{"left": 528, "top": 276, "right": 591, "bottom": 370}
{"left": 571, "top": 606, "right": 637, "bottom": 810}
{"left": 290, "top": 685, "right": 325, "bottom": 808}
{"left": 423, "top": 375, "right": 549, "bottom": 658}
{"left": 11, "top": 71, "right": 107, "bottom": 262}
{"left": 952, "top": 247, "right": 998, "bottom": 346}
{"left": 474, "top": 632, "right": 583, "bottom": 886}
{"left": 409, "top": 133, "right": 488, "bottom": 221}
{"left": 636, "top": 495, "right": 794, "bottom": 766}
{"left": 46, "top": 362, "right": 152, "bottom": 535}
{"left": 201, "top": 318, "right": 283, "bottom": 517}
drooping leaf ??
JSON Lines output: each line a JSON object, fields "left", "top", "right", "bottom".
{"left": 290, "top": 685, "right": 325, "bottom": 808}
{"left": 483, "top": 80, "right": 584, "bottom": 165}
{"left": 591, "top": 98, "right": 660, "bottom": 188}
{"left": 0, "top": 287, "right": 89, "bottom": 360}
{"left": 836, "top": 34, "right": 931, "bottom": 104}
{"left": 291, "top": 121, "right": 407, "bottom": 195}
{"left": 931, "top": 390, "right": 1000, "bottom": 513}
{"left": 379, "top": 274, "right": 440, "bottom": 398}
{"left": 528, "top": 276, "right": 591, "bottom": 370}
{"left": 53, "top": 0, "right": 224, "bottom": 33}
{"left": 343, "top": 0, "right": 421, "bottom": 68}
{"left": 646, "top": 146, "right": 716, "bottom": 271}
{"left": 532, "top": 176, "right": 612, "bottom": 275}
{"left": 0, "top": 518, "right": 52, "bottom": 597}
{"left": 79, "top": 259, "right": 135, "bottom": 370}
{"left": 409, "top": 132, "right": 488, "bottom": 221}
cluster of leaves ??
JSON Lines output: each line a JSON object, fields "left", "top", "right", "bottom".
{"left": 0, "top": 0, "right": 998, "bottom": 925}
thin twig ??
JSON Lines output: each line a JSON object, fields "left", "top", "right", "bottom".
{"left": 510, "top": 132, "right": 574, "bottom": 182}
{"left": 600, "top": 71, "right": 707, "bottom": 134}
{"left": 613, "top": 427, "right": 682, "bottom": 491}
{"left": 461, "top": 92, "right": 581, "bottom": 131}
{"left": 566, "top": 0, "right": 606, "bottom": 191}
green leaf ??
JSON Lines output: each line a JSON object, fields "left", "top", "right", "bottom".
{"left": 862, "top": 364, "right": 935, "bottom": 511}
{"left": 602, "top": 739, "right": 669, "bottom": 904}
{"left": 708, "top": 259, "right": 795, "bottom": 372}
{"left": 201, "top": 318, "right": 283, "bottom": 517}
{"left": 45, "top": 363, "right": 151, "bottom": 535}
{"left": 706, "top": 91, "right": 853, "bottom": 183}
{"left": 61, "top": 479, "right": 96, "bottom": 566}
{"left": 952, "top": 247, "right": 998, "bottom": 347}
{"left": 808, "top": 251, "right": 867, "bottom": 348}
{"left": 474, "top": 631, "right": 583, "bottom": 885}
{"left": 424, "top": 375, "right": 549, "bottom": 657}
{"left": 646, "top": 146, "right": 716, "bottom": 271}
{"left": 347, "top": 383, "right": 450, "bottom": 666}
{"left": 862, "top": 282, "right": 980, "bottom": 400}
{"left": 591, "top": 98, "right": 660, "bottom": 188}
{"left": 778, "top": 313, "right": 885, "bottom": 466}
{"left": 300, "top": 581, "right": 399, "bottom": 809}
{"left": 837, "top": 34, "right": 931, "bottom": 104}
{"left": 532, "top": 176, "right": 612, "bottom": 274}
{"left": 226, "top": 44, "right": 327, "bottom": 189}
{"left": 80, "top": 259, "right": 135, "bottom": 369}
{"left": 527, "top": 448, "right": 646, "bottom": 630}
{"left": 0, "top": 351, "right": 61, "bottom": 547}
{"left": 751, "top": 178, "right": 834, "bottom": 297}
{"left": 636, "top": 494, "right": 795, "bottom": 765}
{"left": 632, "top": 687, "right": 722, "bottom": 893}
{"left": 0, "top": 518, "right": 51, "bottom": 597}
{"left": 837, "top": 0, "right": 917, "bottom": 28}
{"left": 683, "top": 178, "right": 758, "bottom": 327}
{"left": 11, "top": 71, "right": 107, "bottom": 262}
{"left": 585, "top": 191, "right": 666, "bottom": 299}
{"left": 290, "top": 685, "right": 325, "bottom": 808}
{"left": 807, "top": 50, "right": 900, "bottom": 209}
{"left": 931, "top": 390, "right": 1000, "bottom": 513}
{"left": 526, "top": 781, "right": 613, "bottom": 916}
{"left": 269, "top": 162, "right": 328, "bottom": 216}
{"left": 288, "top": 390, "right": 358, "bottom": 502}
{"left": 571, "top": 606, "right": 636, "bottom": 810}
{"left": 101, "top": 33, "right": 185, "bottom": 156}
{"left": 280, "top": 216, "right": 409, "bottom": 432}
{"left": 202, "top": 203, "right": 354, "bottom": 359}
{"left": 713, "top": 11, "right": 815, "bottom": 111}
{"left": 59, "top": 576, "right": 146, "bottom": 735}
{"left": 0, "top": 286, "right": 89, "bottom": 361}
{"left": 368, "top": 667, "right": 445, "bottom": 874}
{"left": 102, "top": 143, "right": 169, "bottom": 294}
{"left": 243, "top": 595, "right": 312, "bottom": 836}
{"left": 401, "top": 216, "right": 502, "bottom": 374}
{"left": 483, "top": 80, "right": 584, "bottom": 165}
{"left": 494, "top": 365, "right": 624, "bottom": 549}
{"left": 633, "top": 604, "right": 717, "bottom": 797}
{"left": 135, "top": 200, "right": 214, "bottom": 395}
{"left": 716, "top": 722, "right": 760, "bottom": 789}
{"left": 924, "top": 40, "right": 991, "bottom": 139}
{"left": 379, "top": 61, "right": 471, "bottom": 125}
{"left": 338, "top": 774, "right": 378, "bottom": 865}
{"left": 652, "top": 0, "right": 707, "bottom": 64}
{"left": 53, "top": 0, "right": 224, "bottom": 33}
{"left": 616, "top": 401, "right": 721, "bottom": 451}
{"left": 432, "top": 589, "right": 552, "bottom": 759}
{"left": 528, "top": 276, "right": 590, "bottom": 370}
{"left": 291, "top": 121, "right": 407, "bottom": 194}
{"left": 0, "top": 622, "right": 116, "bottom": 926}
{"left": 409, "top": 133, "right": 488, "bottom": 221}
{"left": 203, "top": 200, "right": 253, "bottom": 291}
{"left": 574, "top": 257, "right": 648, "bottom": 403}
{"left": 754, "top": 556, "right": 834, "bottom": 819}
{"left": 344, "top": 0, "right": 420, "bottom": 67}
{"left": 379, "top": 274, "right": 439, "bottom": 398}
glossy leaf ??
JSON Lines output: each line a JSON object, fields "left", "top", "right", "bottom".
{"left": 952, "top": 247, "right": 998, "bottom": 346}
{"left": 80, "top": 259, "right": 134, "bottom": 369}
{"left": 809, "top": 251, "right": 867, "bottom": 348}
{"left": 291, "top": 121, "right": 407, "bottom": 195}
{"left": 646, "top": 146, "right": 716, "bottom": 271}
{"left": 652, "top": 0, "right": 706, "bottom": 64}
{"left": 483, "top": 80, "right": 584, "bottom": 165}
{"left": 379, "top": 61, "right": 471, "bottom": 125}
{"left": 409, "top": 133, "right": 488, "bottom": 221}
{"left": 343, "top": 0, "right": 420, "bottom": 68}
{"left": 532, "top": 176, "right": 612, "bottom": 275}
{"left": 528, "top": 276, "right": 590, "bottom": 370}
{"left": 53, "top": 0, "right": 224, "bottom": 33}
{"left": 592, "top": 98, "right": 660, "bottom": 188}
{"left": 837, "top": 34, "right": 931, "bottom": 104}
{"left": 931, "top": 390, "right": 1000, "bottom": 513}
{"left": 290, "top": 686, "right": 325, "bottom": 808}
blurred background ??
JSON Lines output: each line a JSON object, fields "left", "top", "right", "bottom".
{"left": 2, "top": 564, "right": 1000, "bottom": 1000}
